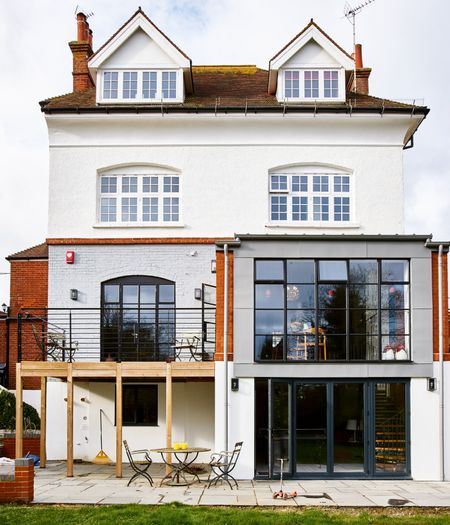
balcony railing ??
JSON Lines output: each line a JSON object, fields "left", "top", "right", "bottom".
{"left": 18, "top": 307, "right": 215, "bottom": 363}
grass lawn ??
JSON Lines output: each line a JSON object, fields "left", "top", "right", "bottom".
{"left": 2, "top": 504, "right": 450, "bottom": 524}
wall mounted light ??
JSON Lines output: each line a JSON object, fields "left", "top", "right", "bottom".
{"left": 211, "top": 259, "right": 216, "bottom": 273}
{"left": 427, "top": 378, "right": 437, "bottom": 391}
{"left": 194, "top": 288, "right": 202, "bottom": 300}
{"left": 231, "top": 378, "right": 239, "bottom": 392}
{"left": 1, "top": 303, "right": 7, "bottom": 314}
{"left": 70, "top": 289, "right": 78, "bottom": 301}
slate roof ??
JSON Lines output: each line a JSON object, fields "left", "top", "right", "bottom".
{"left": 40, "top": 66, "right": 428, "bottom": 115}
{"left": 7, "top": 243, "right": 48, "bottom": 260}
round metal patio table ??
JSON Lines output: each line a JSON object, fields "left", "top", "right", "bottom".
{"left": 151, "top": 447, "right": 210, "bottom": 486}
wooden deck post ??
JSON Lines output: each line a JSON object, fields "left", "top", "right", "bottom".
{"left": 115, "top": 363, "right": 123, "bottom": 478}
{"left": 165, "top": 361, "right": 173, "bottom": 475}
{"left": 40, "top": 377, "right": 47, "bottom": 468}
{"left": 15, "top": 363, "right": 23, "bottom": 458}
{"left": 67, "top": 364, "right": 74, "bottom": 477}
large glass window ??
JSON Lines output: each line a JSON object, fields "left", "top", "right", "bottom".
{"left": 99, "top": 173, "right": 181, "bottom": 225}
{"left": 101, "top": 276, "right": 175, "bottom": 362}
{"left": 269, "top": 171, "right": 353, "bottom": 224}
{"left": 254, "top": 259, "right": 410, "bottom": 362}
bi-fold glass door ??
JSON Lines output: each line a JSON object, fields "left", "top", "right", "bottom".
{"left": 256, "top": 379, "right": 408, "bottom": 479}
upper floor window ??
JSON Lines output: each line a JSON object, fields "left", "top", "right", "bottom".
{"left": 98, "top": 169, "right": 181, "bottom": 226}
{"left": 100, "top": 70, "right": 181, "bottom": 103}
{"left": 283, "top": 69, "right": 341, "bottom": 101}
{"left": 269, "top": 169, "right": 353, "bottom": 225}
{"left": 254, "top": 258, "right": 410, "bottom": 363}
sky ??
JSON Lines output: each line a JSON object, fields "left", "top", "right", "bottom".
{"left": 0, "top": 0, "right": 449, "bottom": 305}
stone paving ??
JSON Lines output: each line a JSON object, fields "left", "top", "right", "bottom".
{"left": 29, "top": 461, "right": 450, "bottom": 506}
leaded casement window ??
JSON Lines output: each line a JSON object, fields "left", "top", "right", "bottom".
{"left": 254, "top": 259, "right": 410, "bottom": 362}
{"left": 283, "top": 69, "right": 341, "bottom": 101}
{"left": 99, "top": 171, "right": 181, "bottom": 225}
{"left": 100, "top": 70, "right": 180, "bottom": 102}
{"left": 268, "top": 170, "right": 353, "bottom": 224}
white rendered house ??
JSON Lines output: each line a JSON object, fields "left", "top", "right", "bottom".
{"left": 7, "top": 8, "right": 450, "bottom": 482}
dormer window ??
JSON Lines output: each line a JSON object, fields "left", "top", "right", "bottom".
{"left": 99, "top": 70, "right": 182, "bottom": 103}
{"left": 282, "top": 69, "right": 343, "bottom": 102}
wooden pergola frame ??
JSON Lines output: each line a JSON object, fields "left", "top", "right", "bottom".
{"left": 15, "top": 361, "right": 214, "bottom": 478}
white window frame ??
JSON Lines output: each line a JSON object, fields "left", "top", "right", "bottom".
{"left": 97, "top": 69, "right": 184, "bottom": 104}
{"left": 96, "top": 166, "right": 183, "bottom": 228}
{"left": 280, "top": 67, "right": 345, "bottom": 103}
{"left": 267, "top": 166, "right": 356, "bottom": 227}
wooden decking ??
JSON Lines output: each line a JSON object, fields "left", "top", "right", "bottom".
{"left": 16, "top": 361, "right": 215, "bottom": 479}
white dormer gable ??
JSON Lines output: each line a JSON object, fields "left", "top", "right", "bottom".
{"left": 269, "top": 20, "right": 354, "bottom": 103}
{"left": 88, "top": 9, "right": 192, "bottom": 104}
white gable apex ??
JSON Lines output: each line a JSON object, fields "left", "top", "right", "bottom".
{"left": 283, "top": 39, "right": 340, "bottom": 68}
{"left": 101, "top": 28, "right": 177, "bottom": 69}
{"left": 89, "top": 9, "right": 192, "bottom": 93}
{"left": 268, "top": 21, "right": 354, "bottom": 94}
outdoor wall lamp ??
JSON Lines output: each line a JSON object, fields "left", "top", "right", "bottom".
{"left": 1, "top": 303, "right": 7, "bottom": 313}
{"left": 428, "top": 378, "right": 437, "bottom": 391}
{"left": 194, "top": 288, "right": 202, "bottom": 300}
{"left": 211, "top": 259, "right": 216, "bottom": 273}
{"left": 70, "top": 289, "right": 79, "bottom": 301}
{"left": 231, "top": 378, "right": 239, "bottom": 392}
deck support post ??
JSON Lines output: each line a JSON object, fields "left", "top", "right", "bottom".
{"left": 40, "top": 376, "right": 47, "bottom": 468}
{"left": 67, "top": 364, "right": 74, "bottom": 477}
{"left": 165, "top": 361, "right": 173, "bottom": 475}
{"left": 115, "top": 363, "right": 123, "bottom": 478}
{"left": 15, "top": 363, "right": 23, "bottom": 458}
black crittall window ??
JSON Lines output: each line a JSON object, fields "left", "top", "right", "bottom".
{"left": 101, "top": 275, "right": 175, "bottom": 362}
{"left": 254, "top": 259, "right": 410, "bottom": 362}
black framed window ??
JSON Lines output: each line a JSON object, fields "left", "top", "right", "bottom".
{"left": 122, "top": 384, "right": 158, "bottom": 426}
{"left": 254, "top": 259, "right": 410, "bottom": 362}
{"left": 101, "top": 275, "right": 176, "bottom": 362}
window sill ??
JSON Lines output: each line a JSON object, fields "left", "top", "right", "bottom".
{"left": 265, "top": 222, "right": 360, "bottom": 229}
{"left": 93, "top": 222, "right": 185, "bottom": 229}
{"left": 97, "top": 98, "right": 184, "bottom": 105}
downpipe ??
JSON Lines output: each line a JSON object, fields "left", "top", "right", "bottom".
{"left": 438, "top": 244, "right": 445, "bottom": 481}
{"left": 223, "top": 243, "right": 229, "bottom": 455}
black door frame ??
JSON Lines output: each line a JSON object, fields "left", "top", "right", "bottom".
{"left": 264, "top": 378, "right": 410, "bottom": 479}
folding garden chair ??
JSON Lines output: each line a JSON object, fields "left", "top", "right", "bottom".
{"left": 207, "top": 441, "right": 243, "bottom": 490}
{"left": 123, "top": 440, "right": 153, "bottom": 486}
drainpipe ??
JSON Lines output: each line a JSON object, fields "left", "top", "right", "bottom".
{"left": 438, "top": 244, "right": 444, "bottom": 481}
{"left": 223, "top": 243, "right": 229, "bottom": 454}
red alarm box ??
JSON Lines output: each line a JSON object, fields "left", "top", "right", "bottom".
{"left": 66, "top": 250, "right": 75, "bottom": 264}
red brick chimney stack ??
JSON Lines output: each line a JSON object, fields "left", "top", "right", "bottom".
{"left": 354, "top": 43, "right": 371, "bottom": 95}
{"left": 69, "top": 12, "right": 95, "bottom": 92}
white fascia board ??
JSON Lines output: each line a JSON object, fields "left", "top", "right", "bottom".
{"left": 88, "top": 13, "right": 191, "bottom": 75}
{"left": 270, "top": 26, "right": 354, "bottom": 72}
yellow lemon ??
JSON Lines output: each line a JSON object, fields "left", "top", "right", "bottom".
{"left": 173, "top": 442, "right": 180, "bottom": 450}
{"left": 181, "top": 442, "right": 188, "bottom": 450}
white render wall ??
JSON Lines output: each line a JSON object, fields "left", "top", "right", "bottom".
{"left": 45, "top": 114, "right": 419, "bottom": 238}
{"left": 44, "top": 379, "right": 215, "bottom": 463}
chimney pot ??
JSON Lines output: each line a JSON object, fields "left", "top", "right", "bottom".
{"left": 355, "top": 44, "right": 363, "bottom": 69}
{"left": 76, "top": 12, "right": 89, "bottom": 42}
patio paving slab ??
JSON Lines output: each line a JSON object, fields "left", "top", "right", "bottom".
{"left": 26, "top": 461, "right": 450, "bottom": 507}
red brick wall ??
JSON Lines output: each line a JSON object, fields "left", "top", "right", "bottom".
{"left": 432, "top": 251, "right": 449, "bottom": 360}
{"left": 0, "top": 319, "right": 6, "bottom": 365}
{"left": 7, "top": 259, "right": 48, "bottom": 389}
{"left": 215, "top": 250, "right": 234, "bottom": 361}
{"left": 0, "top": 458, "right": 34, "bottom": 504}
{"left": 2, "top": 434, "right": 40, "bottom": 459}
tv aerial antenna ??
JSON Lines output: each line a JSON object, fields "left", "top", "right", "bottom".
{"left": 74, "top": 5, "right": 94, "bottom": 18}
{"left": 344, "top": 0, "right": 375, "bottom": 91}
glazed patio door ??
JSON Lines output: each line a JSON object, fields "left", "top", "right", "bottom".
{"left": 101, "top": 276, "right": 175, "bottom": 361}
